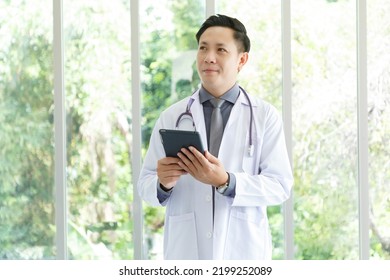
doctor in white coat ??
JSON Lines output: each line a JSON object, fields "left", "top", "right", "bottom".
{"left": 138, "top": 14, "right": 293, "bottom": 260}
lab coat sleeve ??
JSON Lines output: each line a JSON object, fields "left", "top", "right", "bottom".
{"left": 137, "top": 117, "right": 168, "bottom": 207}
{"left": 232, "top": 105, "right": 293, "bottom": 207}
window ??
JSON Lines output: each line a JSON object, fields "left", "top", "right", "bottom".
{"left": 64, "top": 0, "right": 132, "bottom": 259}
{"left": 1, "top": 0, "right": 389, "bottom": 260}
{"left": 0, "top": 0, "right": 55, "bottom": 259}
{"left": 292, "top": 0, "right": 359, "bottom": 259}
{"left": 367, "top": 0, "right": 390, "bottom": 260}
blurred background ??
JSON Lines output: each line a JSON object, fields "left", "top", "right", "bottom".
{"left": 0, "top": 0, "right": 389, "bottom": 260}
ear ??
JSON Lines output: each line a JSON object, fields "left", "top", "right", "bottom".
{"left": 237, "top": 52, "right": 249, "bottom": 72}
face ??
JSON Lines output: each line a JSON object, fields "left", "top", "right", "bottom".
{"left": 196, "top": 26, "right": 248, "bottom": 97}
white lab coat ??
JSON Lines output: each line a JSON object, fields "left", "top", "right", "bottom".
{"left": 138, "top": 88, "right": 293, "bottom": 260}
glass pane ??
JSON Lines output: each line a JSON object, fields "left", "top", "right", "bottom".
{"left": 216, "top": 0, "right": 284, "bottom": 259}
{"left": 368, "top": 0, "right": 390, "bottom": 260}
{"left": 140, "top": 0, "right": 204, "bottom": 259}
{"left": 292, "top": 0, "right": 358, "bottom": 259}
{"left": 64, "top": 1, "right": 132, "bottom": 259}
{"left": 0, "top": 1, "right": 55, "bottom": 259}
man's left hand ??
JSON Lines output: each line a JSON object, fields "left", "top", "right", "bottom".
{"left": 177, "top": 147, "right": 228, "bottom": 187}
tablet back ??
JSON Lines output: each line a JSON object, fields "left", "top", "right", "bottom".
{"left": 159, "top": 129, "right": 205, "bottom": 157}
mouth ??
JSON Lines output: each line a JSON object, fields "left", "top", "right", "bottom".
{"left": 202, "top": 69, "right": 219, "bottom": 73}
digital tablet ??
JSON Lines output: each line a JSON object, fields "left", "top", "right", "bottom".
{"left": 159, "top": 129, "right": 205, "bottom": 157}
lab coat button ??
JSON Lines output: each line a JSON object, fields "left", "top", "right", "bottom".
{"left": 205, "top": 195, "right": 211, "bottom": 202}
{"left": 206, "top": 232, "right": 212, "bottom": 239}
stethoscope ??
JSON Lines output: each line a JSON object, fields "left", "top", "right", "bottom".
{"left": 175, "top": 86, "right": 254, "bottom": 157}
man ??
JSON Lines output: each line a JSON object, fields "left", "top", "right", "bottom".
{"left": 138, "top": 14, "right": 293, "bottom": 260}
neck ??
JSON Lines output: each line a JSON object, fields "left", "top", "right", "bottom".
{"left": 202, "top": 82, "right": 236, "bottom": 98}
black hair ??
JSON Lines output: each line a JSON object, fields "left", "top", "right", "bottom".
{"left": 195, "top": 14, "right": 251, "bottom": 53}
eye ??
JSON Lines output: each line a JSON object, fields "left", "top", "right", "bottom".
{"left": 218, "top": 48, "right": 227, "bottom": 53}
{"left": 199, "top": 46, "right": 206, "bottom": 51}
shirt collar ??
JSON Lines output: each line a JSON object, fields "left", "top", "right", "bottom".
{"left": 199, "top": 84, "right": 240, "bottom": 104}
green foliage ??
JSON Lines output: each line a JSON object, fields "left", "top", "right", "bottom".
{"left": 168, "top": 0, "right": 203, "bottom": 50}
{"left": 63, "top": 0, "right": 133, "bottom": 259}
{"left": 140, "top": 0, "right": 202, "bottom": 146}
{"left": 0, "top": 0, "right": 55, "bottom": 259}
{"left": 1, "top": 0, "right": 134, "bottom": 259}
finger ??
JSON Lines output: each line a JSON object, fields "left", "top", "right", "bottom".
{"left": 205, "top": 150, "right": 219, "bottom": 164}
{"left": 177, "top": 160, "right": 190, "bottom": 173}
{"left": 178, "top": 148, "right": 196, "bottom": 164}
{"left": 159, "top": 157, "right": 181, "bottom": 165}
{"left": 168, "top": 163, "right": 187, "bottom": 170}
{"left": 158, "top": 161, "right": 182, "bottom": 174}
{"left": 183, "top": 148, "right": 204, "bottom": 168}
{"left": 158, "top": 163, "right": 185, "bottom": 174}
{"left": 177, "top": 152, "right": 201, "bottom": 176}
{"left": 189, "top": 146, "right": 208, "bottom": 165}
{"left": 158, "top": 170, "right": 187, "bottom": 185}
{"left": 177, "top": 151, "right": 195, "bottom": 169}
{"left": 161, "top": 169, "right": 187, "bottom": 176}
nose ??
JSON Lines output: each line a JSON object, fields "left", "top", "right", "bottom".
{"left": 204, "top": 51, "right": 216, "bottom": 64}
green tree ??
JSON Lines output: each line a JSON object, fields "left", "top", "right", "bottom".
{"left": 0, "top": 1, "right": 55, "bottom": 259}
{"left": 63, "top": 0, "right": 133, "bottom": 259}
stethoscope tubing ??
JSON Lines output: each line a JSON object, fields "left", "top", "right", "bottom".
{"left": 175, "top": 86, "right": 254, "bottom": 156}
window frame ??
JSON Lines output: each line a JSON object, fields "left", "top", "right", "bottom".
{"left": 52, "top": 0, "right": 370, "bottom": 260}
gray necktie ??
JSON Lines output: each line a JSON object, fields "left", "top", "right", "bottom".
{"left": 209, "top": 98, "right": 225, "bottom": 157}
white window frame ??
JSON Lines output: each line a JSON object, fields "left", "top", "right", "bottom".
{"left": 53, "top": 0, "right": 370, "bottom": 260}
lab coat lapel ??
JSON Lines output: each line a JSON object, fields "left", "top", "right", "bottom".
{"left": 219, "top": 92, "right": 252, "bottom": 164}
{"left": 224, "top": 90, "right": 253, "bottom": 131}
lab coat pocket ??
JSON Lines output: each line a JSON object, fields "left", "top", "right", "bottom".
{"left": 165, "top": 212, "right": 199, "bottom": 260}
{"left": 223, "top": 209, "right": 268, "bottom": 260}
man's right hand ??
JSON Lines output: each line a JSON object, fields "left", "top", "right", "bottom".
{"left": 157, "top": 157, "right": 187, "bottom": 190}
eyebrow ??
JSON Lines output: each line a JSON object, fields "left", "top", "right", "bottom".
{"left": 199, "top": 41, "right": 227, "bottom": 47}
